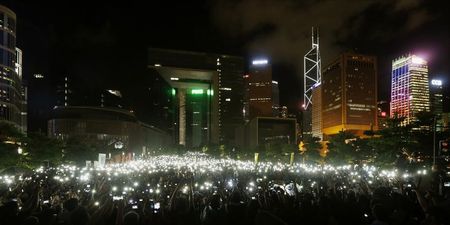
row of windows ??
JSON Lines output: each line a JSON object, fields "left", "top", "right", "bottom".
{"left": 0, "top": 30, "right": 15, "bottom": 50}
{"left": 0, "top": 13, "right": 15, "bottom": 33}
{"left": 0, "top": 48, "right": 16, "bottom": 67}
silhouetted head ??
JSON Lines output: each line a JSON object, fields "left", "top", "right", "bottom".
{"left": 123, "top": 211, "right": 140, "bottom": 225}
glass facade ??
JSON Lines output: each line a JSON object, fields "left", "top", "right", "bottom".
{"left": 0, "top": 5, "right": 26, "bottom": 132}
{"left": 390, "top": 54, "right": 430, "bottom": 125}
{"left": 148, "top": 48, "right": 244, "bottom": 145}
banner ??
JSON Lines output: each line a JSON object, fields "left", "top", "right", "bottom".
{"left": 254, "top": 152, "right": 259, "bottom": 165}
{"left": 98, "top": 153, "right": 106, "bottom": 167}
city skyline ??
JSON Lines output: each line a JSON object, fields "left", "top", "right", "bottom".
{"left": 1, "top": 1, "right": 448, "bottom": 133}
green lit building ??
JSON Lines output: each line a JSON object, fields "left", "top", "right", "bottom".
{"left": 149, "top": 65, "right": 219, "bottom": 147}
{"left": 148, "top": 48, "right": 244, "bottom": 147}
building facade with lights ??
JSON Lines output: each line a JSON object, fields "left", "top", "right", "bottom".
{"left": 147, "top": 48, "right": 244, "bottom": 146}
{"left": 321, "top": 53, "right": 377, "bottom": 137}
{"left": 311, "top": 84, "right": 322, "bottom": 139}
{"left": 430, "top": 79, "right": 444, "bottom": 130}
{"left": 430, "top": 79, "right": 443, "bottom": 116}
{"left": 245, "top": 60, "right": 278, "bottom": 120}
{"left": 0, "top": 5, "right": 27, "bottom": 132}
{"left": 390, "top": 54, "right": 430, "bottom": 125}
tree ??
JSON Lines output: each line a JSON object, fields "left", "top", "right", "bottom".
{"left": 63, "top": 136, "right": 103, "bottom": 165}
{"left": 0, "top": 121, "right": 25, "bottom": 169}
{"left": 302, "top": 136, "right": 322, "bottom": 163}
{"left": 326, "top": 131, "right": 358, "bottom": 164}
{"left": 26, "top": 132, "right": 64, "bottom": 167}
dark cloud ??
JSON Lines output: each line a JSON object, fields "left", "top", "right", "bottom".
{"left": 211, "top": 0, "right": 439, "bottom": 65}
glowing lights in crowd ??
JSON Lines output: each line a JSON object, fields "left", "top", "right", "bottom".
{"left": 252, "top": 59, "right": 268, "bottom": 65}
{"left": 0, "top": 152, "right": 430, "bottom": 204}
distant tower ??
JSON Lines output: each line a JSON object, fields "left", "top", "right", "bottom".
{"left": 303, "top": 27, "right": 321, "bottom": 110}
{"left": 302, "top": 27, "right": 321, "bottom": 138}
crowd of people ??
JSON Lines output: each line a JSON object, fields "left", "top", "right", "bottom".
{"left": 0, "top": 152, "right": 449, "bottom": 225}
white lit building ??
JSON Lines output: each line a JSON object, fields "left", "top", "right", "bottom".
{"left": 390, "top": 54, "right": 430, "bottom": 125}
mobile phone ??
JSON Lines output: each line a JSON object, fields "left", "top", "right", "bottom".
{"left": 132, "top": 205, "right": 138, "bottom": 209}
{"left": 43, "top": 200, "right": 49, "bottom": 204}
{"left": 113, "top": 196, "right": 123, "bottom": 201}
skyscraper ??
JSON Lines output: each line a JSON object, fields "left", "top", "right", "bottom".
{"left": 390, "top": 54, "right": 430, "bottom": 125}
{"left": 148, "top": 48, "right": 244, "bottom": 145}
{"left": 271, "top": 80, "right": 280, "bottom": 116}
{"left": 311, "top": 84, "right": 322, "bottom": 139}
{"left": 430, "top": 79, "right": 443, "bottom": 116}
{"left": 303, "top": 27, "right": 321, "bottom": 139}
{"left": 247, "top": 59, "right": 273, "bottom": 119}
{"left": 322, "top": 53, "right": 377, "bottom": 137}
{"left": 0, "top": 5, "right": 27, "bottom": 132}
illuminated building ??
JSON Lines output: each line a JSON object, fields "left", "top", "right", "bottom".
{"left": 246, "top": 59, "right": 274, "bottom": 119}
{"left": 311, "top": 84, "right": 322, "bottom": 139}
{"left": 430, "top": 79, "right": 444, "bottom": 130}
{"left": 0, "top": 5, "right": 27, "bottom": 132}
{"left": 377, "top": 101, "right": 389, "bottom": 129}
{"left": 303, "top": 27, "right": 321, "bottom": 139}
{"left": 148, "top": 48, "right": 244, "bottom": 146}
{"left": 272, "top": 80, "right": 280, "bottom": 116}
{"left": 430, "top": 79, "right": 443, "bottom": 116}
{"left": 322, "top": 53, "right": 377, "bottom": 138}
{"left": 148, "top": 48, "right": 244, "bottom": 145}
{"left": 390, "top": 54, "right": 430, "bottom": 125}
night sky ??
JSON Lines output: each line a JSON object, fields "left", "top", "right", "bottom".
{"left": 3, "top": 0, "right": 449, "bottom": 130}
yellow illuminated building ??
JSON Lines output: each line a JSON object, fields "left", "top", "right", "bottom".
{"left": 321, "top": 53, "right": 378, "bottom": 138}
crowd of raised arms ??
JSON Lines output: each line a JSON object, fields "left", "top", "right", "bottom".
{"left": 0, "top": 153, "right": 449, "bottom": 225}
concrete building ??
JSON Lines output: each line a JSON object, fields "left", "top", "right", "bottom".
{"left": 243, "top": 117, "right": 297, "bottom": 150}
{"left": 0, "top": 5, "right": 27, "bottom": 132}
{"left": 321, "top": 53, "right": 377, "bottom": 138}
{"left": 48, "top": 106, "right": 170, "bottom": 151}
{"left": 148, "top": 48, "right": 244, "bottom": 145}
{"left": 390, "top": 54, "right": 430, "bottom": 125}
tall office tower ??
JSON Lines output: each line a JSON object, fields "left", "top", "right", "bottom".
{"left": 0, "top": 5, "right": 27, "bottom": 133}
{"left": 311, "top": 85, "right": 322, "bottom": 139}
{"left": 390, "top": 54, "right": 430, "bottom": 125}
{"left": 430, "top": 79, "right": 443, "bottom": 116}
{"left": 247, "top": 59, "right": 273, "bottom": 119}
{"left": 322, "top": 53, "right": 377, "bottom": 138}
{"left": 303, "top": 27, "right": 321, "bottom": 139}
{"left": 16, "top": 48, "right": 27, "bottom": 133}
{"left": 430, "top": 79, "right": 444, "bottom": 131}
{"left": 271, "top": 80, "right": 280, "bottom": 116}
{"left": 148, "top": 48, "right": 244, "bottom": 145}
